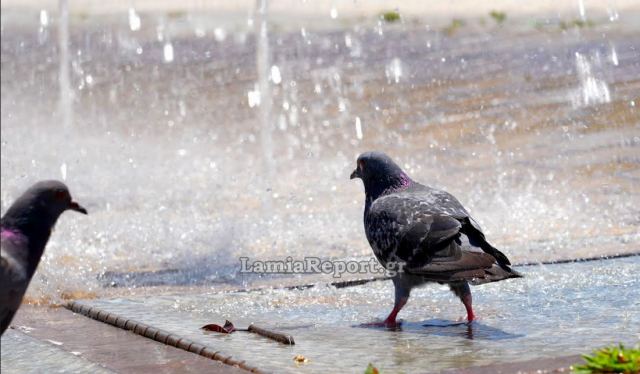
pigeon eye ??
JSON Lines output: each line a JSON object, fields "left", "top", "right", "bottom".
{"left": 55, "top": 190, "right": 69, "bottom": 201}
{"left": 358, "top": 160, "right": 365, "bottom": 171}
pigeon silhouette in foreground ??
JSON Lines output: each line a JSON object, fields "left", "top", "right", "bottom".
{"left": 0, "top": 181, "right": 87, "bottom": 335}
{"left": 351, "top": 152, "right": 521, "bottom": 327}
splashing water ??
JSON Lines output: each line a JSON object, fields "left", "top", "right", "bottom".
{"left": 571, "top": 52, "right": 611, "bottom": 108}
{"left": 57, "top": 0, "right": 72, "bottom": 130}
{"left": 255, "top": 0, "right": 275, "bottom": 211}
{"left": 0, "top": 4, "right": 638, "bottom": 302}
{"left": 577, "top": 0, "right": 586, "bottom": 20}
{"left": 385, "top": 57, "right": 403, "bottom": 84}
{"left": 610, "top": 44, "right": 619, "bottom": 66}
{"left": 354, "top": 116, "right": 363, "bottom": 140}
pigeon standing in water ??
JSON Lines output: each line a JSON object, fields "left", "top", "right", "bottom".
{"left": 350, "top": 152, "right": 521, "bottom": 327}
{"left": 0, "top": 180, "right": 87, "bottom": 335}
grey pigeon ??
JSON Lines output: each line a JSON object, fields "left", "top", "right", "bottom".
{"left": 1, "top": 180, "right": 87, "bottom": 335}
{"left": 351, "top": 151, "right": 521, "bottom": 327}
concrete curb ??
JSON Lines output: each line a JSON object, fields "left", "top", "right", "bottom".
{"left": 66, "top": 300, "right": 269, "bottom": 374}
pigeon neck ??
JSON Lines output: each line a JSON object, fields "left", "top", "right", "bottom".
{"left": 364, "top": 172, "right": 413, "bottom": 207}
{"left": 1, "top": 215, "right": 54, "bottom": 275}
{"left": 1, "top": 227, "right": 25, "bottom": 242}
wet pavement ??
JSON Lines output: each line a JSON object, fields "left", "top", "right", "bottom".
{"left": 0, "top": 306, "right": 245, "bottom": 373}
{"left": 1, "top": 329, "right": 115, "bottom": 374}
{"left": 67, "top": 256, "right": 640, "bottom": 373}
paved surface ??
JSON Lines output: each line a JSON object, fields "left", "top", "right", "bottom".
{"left": 440, "top": 355, "right": 582, "bottom": 374}
{"left": 1, "top": 304, "right": 593, "bottom": 374}
{"left": 1, "top": 306, "right": 246, "bottom": 374}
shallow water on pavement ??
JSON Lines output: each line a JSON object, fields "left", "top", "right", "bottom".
{"left": 0, "top": 330, "right": 113, "bottom": 374}
{"left": 82, "top": 256, "right": 640, "bottom": 373}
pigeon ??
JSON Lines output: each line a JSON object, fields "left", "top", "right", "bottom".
{"left": 1, "top": 180, "right": 87, "bottom": 335}
{"left": 350, "top": 151, "right": 521, "bottom": 327}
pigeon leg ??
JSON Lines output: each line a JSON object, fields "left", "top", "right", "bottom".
{"left": 382, "top": 281, "right": 411, "bottom": 327}
{"left": 360, "top": 296, "right": 407, "bottom": 328}
{"left": 383, "top": 296, "right": 408, "bottom": 326}
{"left": 449, "top": 282, "right": 475, "bottom": 322}
{"left": 361, "top": 282, "right": 410, "bottom": 328}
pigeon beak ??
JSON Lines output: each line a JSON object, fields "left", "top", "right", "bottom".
{"left": 350, "top": 169, "right": 360, "bottom": 180}
{"left": 68, "top": 201, "right": 88, "bottom": 215}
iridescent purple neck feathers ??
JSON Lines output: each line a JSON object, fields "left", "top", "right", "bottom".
{"left": 365, "top": 172, "right": 413, "bottom": 209}
{"left": 0, "top": 227, "right": 27, "bottom": 243}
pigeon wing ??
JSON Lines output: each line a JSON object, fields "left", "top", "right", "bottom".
{"left": 367, "top": 195, "right": 462, "bottom": 265}
{"left": 367, "top": 194, "right": 504, "bottom": 282}
{"left": 406, "top": 184, "right": 513, "bottom": 267}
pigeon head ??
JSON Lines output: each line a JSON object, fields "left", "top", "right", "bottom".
{"left": 350, "top": 152, "right": 412, "bottom": 199}
{"left": 1, "top": 180, "right": 87, "bottom": 241}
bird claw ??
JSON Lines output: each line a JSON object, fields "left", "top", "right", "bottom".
{"left": 456, "top": 316, "right": 477, "bottom": 325}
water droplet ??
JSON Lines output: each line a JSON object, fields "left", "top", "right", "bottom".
{"left": 355, "top": 117, "right": 363, "bottom": 140}
{"left": 338, "top": 100, "right": 346, "bottom": 112}
{"left": 128, "top": 8, "right": 141, "bottom": 31}
{"left": 163, "top": 42, "right": 174, "bottom": 63}
{"left": 270, "top": 65, "right": 282, "bottom": 84}
{"left": 39, "top": 10, "right": 49, "bottom": 27}
{"left": 578, "top": 0, "right": 586, "bottom": 20}
{"left": 214, "top": 27, "right": 226, "bottom": 42}
{"left": 248, "top": 85, "right": 261, "bottom": 107}
{"left": 85, "top": 75, "right": 93, "bottom": 85}
{"left": 330, "top": 7, "right": 338, "bottom": 19}
{"left": 60, "top": 163, "right": 67, "bottom": 180}
{"left": 385, "top": 58, "right": 403, "bottom": 84}
{"left": 344, "top": 33, "right": 352, "bottom": 48}
{"left": 610, "top": 45, "right": 619, "bottom": 66}
{"left": 156, "top": 24, "right": 165, "bottom": 42}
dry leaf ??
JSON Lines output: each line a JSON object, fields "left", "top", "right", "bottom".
{"left": 201, "top": 319, "right": 236, "bottom": 334}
